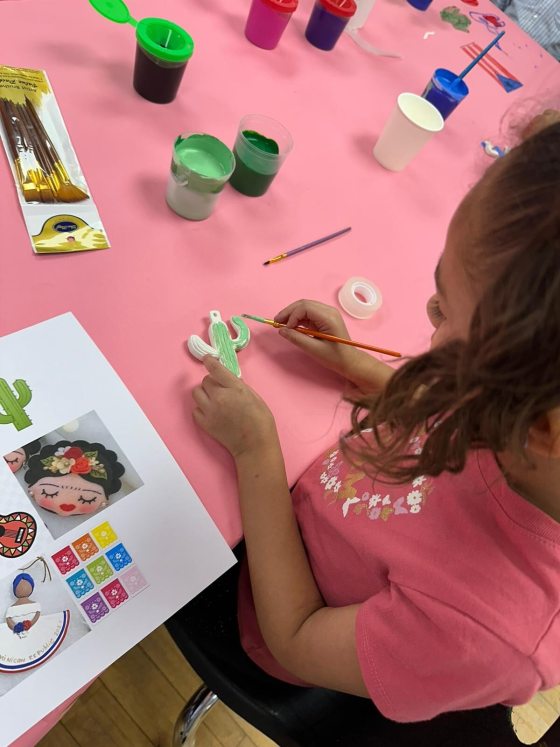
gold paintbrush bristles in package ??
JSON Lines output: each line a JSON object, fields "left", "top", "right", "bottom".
{"left": 0, "top": 66, "right": 110, "bottom": 253}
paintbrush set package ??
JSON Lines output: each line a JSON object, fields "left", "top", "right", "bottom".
{"left": 0, "top": 65, "right": 110, "bottom": 253}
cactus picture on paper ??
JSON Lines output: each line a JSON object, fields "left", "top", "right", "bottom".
{"left": 188, "top": 311, "right": 250, "bottom": 378}
{"left": 0, "top": 379, "right": 33, "bottom": 431}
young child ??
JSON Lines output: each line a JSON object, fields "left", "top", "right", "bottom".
{"left": 192, "top": 118, "right": 560, "bottom": 722}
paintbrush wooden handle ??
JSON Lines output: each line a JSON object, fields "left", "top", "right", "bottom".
{"left": 16, "top": 103, "right": 50, "bottom": 171}
{"left": 23, "top": 97, "right": 60, "bottom": 161}
{"left": 24, "top": 98, "right": 62, "bottom": 164}
{"left": 279, "top": 323, "right": 401, "bottom": 358}
{"left": 0, "top": 99, "right": 20, "bottom": 161}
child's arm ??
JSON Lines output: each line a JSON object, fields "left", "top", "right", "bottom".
{"left": 275, "top": 300, "right": 394, "bottom": 394}
{"left": 192, "top": 357, "right": 369, "bottom": 695}
{"left": 235, "top": 441, "right": 367, "bottom": 694}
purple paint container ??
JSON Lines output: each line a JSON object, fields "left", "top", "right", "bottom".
{"left": 305, "top": 0, "right": 357, "bottom": 51}
{"left": 245, "top": 0, "right": 298, "bottom": 50}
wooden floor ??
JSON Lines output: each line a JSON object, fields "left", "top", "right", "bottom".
{"left": 38, "top": 626, "right": 275, "bottom": 747}
{"left": 38, "top": 626, "right": 559, "bottom": 747}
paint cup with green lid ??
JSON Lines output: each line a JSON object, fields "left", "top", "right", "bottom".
{"left": 229, "top": 115, "right": 293, "bottom": 197}
{"left": 87, "top": 0, "right": 194, "bottom": 104}
{"left": 166, "top": 134, "right": 236, "bottom": 221}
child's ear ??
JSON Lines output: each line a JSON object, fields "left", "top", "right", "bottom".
{"left": 527, "top": 408, "right": 560, "bottom": 459}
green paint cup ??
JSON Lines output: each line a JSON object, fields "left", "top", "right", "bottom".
{"left": 87, "top": 0, "right": 194, "bottom": 104}
{"left": 166, "top": 134, "right": 236, "bottom": 220}
{"left": 133, "top": 18, "right": 194, "bottom": 104}
{"left": 229, "top": 115, "right": 293, "bottom": 197}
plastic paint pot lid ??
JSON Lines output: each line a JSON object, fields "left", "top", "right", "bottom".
{"left": 318, "top": 0, "right": 357, "bottom": 18}
{"left": 260, "top": 0, "right": 298, "bottom": 13}
{"left": 89, "top": 0, "right": 134, "bottom": 24}
{"left": 433, "top": 68, "right": 469, "bottom": 96}
{"left": 136, "top": 18, "right": 194, "bottom": 63}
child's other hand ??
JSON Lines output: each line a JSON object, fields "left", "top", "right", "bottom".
{"left": 192, "top": 356, "right": 278, "bottom": 460}
{"left": 275, "top": 300, "right": 359, "bottom": 379}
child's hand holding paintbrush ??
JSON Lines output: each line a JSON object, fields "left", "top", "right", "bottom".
{"left": 244, "top": 300, "right": 396, "bottom": 394}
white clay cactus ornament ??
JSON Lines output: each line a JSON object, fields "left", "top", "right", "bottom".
{"left": 188, "top": 310, "right": 250, "bottom": 378}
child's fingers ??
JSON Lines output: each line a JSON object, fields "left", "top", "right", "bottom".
{"left": 278, "top": 327, "right": 327, "bottom": 352}
{"left": 274, "top": 300, "right": 305, "bottom": 324}
{"left": 192, "top": 407, "right": 206, "bottom": 428}
{"left": 275, "top": 300, "right": 320, "bottom": 326}
{"left": 286, "top": 309, "right": 311, "bottom": 329}
{"left": 192, "top": 385, "right": 209, "bottom": 409}
{"left": 201, "top": 379, "right": 219, "bottom": 401}
{"left": 285, "top": 305, "right": 321, "bottom": 330}
{"left": 202, "top": 355, "right": 239, "bottom": 387}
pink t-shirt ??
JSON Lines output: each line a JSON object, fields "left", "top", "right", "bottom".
{"left": 238, "top": 436, "right": 560, "bottom": 722}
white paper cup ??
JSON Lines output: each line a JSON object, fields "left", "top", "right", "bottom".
{"left": 373, "top": 93, "right": 444, "bottom": 172}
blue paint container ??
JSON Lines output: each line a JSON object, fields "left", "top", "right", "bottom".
{"left": 406, "top": 0, "right": 433, "bottom": 9}
{"left": 305, "top": 0, "right": 357, "bottom": 51}
{"left": 422, "top": 68, "right": 469, "bottom": 119}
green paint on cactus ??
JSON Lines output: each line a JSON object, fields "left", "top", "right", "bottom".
{"left": 210, "top": 314, "right": 250, "bottom": 377}
{"left": 0, "top": 379, "right": 33, "bottom": 431}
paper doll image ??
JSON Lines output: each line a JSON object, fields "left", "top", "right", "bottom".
{"left": 4, "top": 411, "right": 143, "bottom": 540}
{"left": 0, "top": 557, "right": 90, "bottom": 696}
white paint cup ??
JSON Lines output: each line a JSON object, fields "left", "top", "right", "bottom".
{"left": 373, "top": 93, "right": 444, "bottom": 172}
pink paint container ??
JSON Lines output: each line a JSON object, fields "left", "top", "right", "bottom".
{"left": 245, "top": 0, "right": 298, "bottom": 50}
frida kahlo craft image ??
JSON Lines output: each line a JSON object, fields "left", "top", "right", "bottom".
{"left": 24, "top": 441, "right": 125, "bottom": 517}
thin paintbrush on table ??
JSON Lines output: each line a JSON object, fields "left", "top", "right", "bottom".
{"left": 242, "top": 314, "right": 401, "bottom": 358}
{"left": 263, "top": 226, "right": 351, "bottom": 265}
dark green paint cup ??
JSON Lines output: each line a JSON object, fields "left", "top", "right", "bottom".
{"left": 229, "top": 115, "right": 293, "bottom": 197}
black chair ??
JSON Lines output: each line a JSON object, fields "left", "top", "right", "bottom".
{"left": 166, "top": 545, "right": 559, "bottom": 747}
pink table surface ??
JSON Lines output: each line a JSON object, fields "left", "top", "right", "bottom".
{"left": 1, "top": 0, "right": 559, "bottom": 743}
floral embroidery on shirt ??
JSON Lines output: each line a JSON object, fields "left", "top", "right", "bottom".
{"left": 321, "top": 448, "right": 365, "bottom": 503}
{"left": 319, "top": 438, "right": 433, "bottom": 522}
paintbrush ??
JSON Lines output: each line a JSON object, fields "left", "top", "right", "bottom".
{"left": 242, "top": 314, "right": 401, "bottom": 358}
{"left": 12, "top": 101, "right": 56, "bottom": 202}
{"left": 24, "top": 98, "right": 89, "bottom": 202}
{"left": 455, "top": 31, "right": 505, "bottom": 82}
{"left": 263, "top": 227, "right": 351, "bottom": 266}
{"left": 0, "top": 98, "right": 40, "bottom": 202}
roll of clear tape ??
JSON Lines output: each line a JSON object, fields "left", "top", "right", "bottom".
{"left": 338, "top": 276, "right": 382, "bottom": 319}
